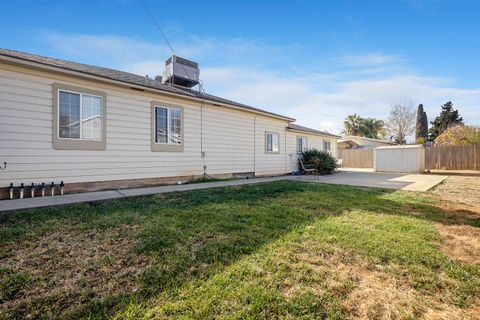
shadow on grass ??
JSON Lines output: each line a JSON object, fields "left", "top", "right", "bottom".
{"left": 1, "top": 180, "right": 479, "bottom": 319}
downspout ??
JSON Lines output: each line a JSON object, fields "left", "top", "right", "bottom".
{"left": 284, "top": 128, "right": 287, "bottom": 173}
{"left": 200, "top": 102, "right": 206, "bottom": 178}
{"left": 253, "top": 116, "right": 256, "bottom": 176}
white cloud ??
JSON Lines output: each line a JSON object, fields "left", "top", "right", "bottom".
{"left": 36, "top": 31, "right": 287, "bottom": 75}
{"left": 200, "top": 64, "right": 480, "bottom": 133}
{"left": 342, "top": 53, "right": 403, "bottom": 66}
{"left": 37, "top": 32, "right": 165, "bottom": 65}
{"left": 36, "top": 31, "right": 480, "bottom": 135}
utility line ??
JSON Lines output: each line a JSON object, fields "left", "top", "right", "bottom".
{"left": 139, "top": 0, "right": 177, "bottom": 56}
{"left": 139, "top": 0, "right": 207, "bottom": 165}
{"left": 139, "top": 0, "right": 205, "bottom": 95}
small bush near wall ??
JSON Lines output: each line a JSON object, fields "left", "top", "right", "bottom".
{"left": 300, "top": 149, "right": 337, "bottom": 174}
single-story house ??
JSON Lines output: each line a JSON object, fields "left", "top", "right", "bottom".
{"left": 0, "top": 49, "right": 339, "bottom": 199}
{"left": 338, "top": 135, "right": 395, "bottom": 150}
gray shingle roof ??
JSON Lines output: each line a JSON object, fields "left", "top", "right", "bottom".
{"left": 0, "top": 48, "right": 294, "bottom": 121}
{"left": 287, "top": 123, "right": 340, "bottom": 138}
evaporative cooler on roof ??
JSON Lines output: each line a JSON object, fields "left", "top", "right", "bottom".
{"left": 162, "top": 55, "right": 200, "bottom": 88}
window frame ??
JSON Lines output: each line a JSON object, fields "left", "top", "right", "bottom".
{"left": 297, "top": 136, "right": 308, "bottom": 154}
{"left": 151, "top": 101, "right": 184, "bottom": 152}
{"left": 52, "top": 83, "right": 107, "bottom": 150}
{"left": 323, "top": 139, "right": 332, "bottom": 153}
{"left": 265, "top": 131, "right": 280, "bottom": 154}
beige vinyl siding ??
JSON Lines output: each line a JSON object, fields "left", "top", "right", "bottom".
{"left": 202, "top": 105, "right": 255, "bottom": 174}
{"left": 254, "top": 117, "right": 288, "bottom": 175}
{"left": 286, "top": 131, "right": 338, "bottom": 172}
{"left": 0, "top": 65, "right": 295, "bottom": 187}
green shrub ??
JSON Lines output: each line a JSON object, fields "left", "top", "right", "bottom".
{"left": 300, "top": 149, "right": 337, "bottom": 174}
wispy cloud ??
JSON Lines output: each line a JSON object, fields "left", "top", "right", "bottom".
{"left": 35, "top": 31, "right": 480, "bottom": 135}
{"left": 36, "top": 31, "right": 289, "bottom": 75}
{"left": 341, "top": 53, "right": 403, "bottom": 66}
{"left": 201, "top": 67, "right": 480, "bottom": 133}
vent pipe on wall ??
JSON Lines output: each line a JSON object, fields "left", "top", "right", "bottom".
{"left": 19, "top": 183, "right": 24, "bottom": 199}
{"left": 5, "top": 181, "right": 66, "bottom": 200}
{"left": 41, "top": 182, "right": 46, "bottom": 197}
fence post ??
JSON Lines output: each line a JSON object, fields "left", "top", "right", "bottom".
{"left": 475, "top": 145, "right": 478, "bottom": 170}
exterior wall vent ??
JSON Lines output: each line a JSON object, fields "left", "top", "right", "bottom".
{"left": 162, "top": 55, "right": 200, "bottom": 88}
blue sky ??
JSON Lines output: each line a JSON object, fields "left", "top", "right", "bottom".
{"left": 1, "top": 0, "right": 479, "bottom": 133}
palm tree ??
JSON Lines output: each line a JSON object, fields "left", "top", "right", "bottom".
{"left": 359, "top": 118, "right": 384, "bottom": 139}
{"left": 343, "top": 114, "right": 362, "bottom": 136}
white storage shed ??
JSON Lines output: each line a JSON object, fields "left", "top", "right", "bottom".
{"left": 374, "top": 145, "right": 425, "bottom": 173}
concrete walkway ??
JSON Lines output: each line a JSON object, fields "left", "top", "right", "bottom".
{"left": 0, "top": 170, "right": 447, "bottom": 213}
{"left": 0, "top": 176, "right": 289, "bottom": 212}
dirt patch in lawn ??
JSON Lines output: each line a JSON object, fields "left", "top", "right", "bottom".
{"left": 436, "top": 224, "right": 480, "bottom": 264}
{"left": 0, "top": 224, "right": 150, "bottom": 318}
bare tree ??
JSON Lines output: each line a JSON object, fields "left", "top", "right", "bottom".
{"left": 385, "top": 104, "right": 416, "bottom": 144}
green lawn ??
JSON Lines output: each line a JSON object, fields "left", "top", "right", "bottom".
{"left": 1, "top": 181, "right": 479, "bottom": 319}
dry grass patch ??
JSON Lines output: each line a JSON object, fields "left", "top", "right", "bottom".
{"left": 430, "top": 176, "right": 480, "bottom": 211}
{"left": 436, "top": 224, "right": 480, "bottom": 264}
{"left": 2, "top": 181, "right": 480, "bottom": 319}
{"left": 0, "top": 225, "right": 150, "bottom": 318}
{"left": 342, "top": 265, "right": 420, "bottom": 319}
{"left": 423, "top": 303, "right": 480, "bottom": 320}
{"left": 292, "top": 245, "right": 422, "bottom": 319}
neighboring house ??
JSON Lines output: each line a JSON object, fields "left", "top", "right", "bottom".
{"left": 338, "top": 136, "right": 395, "bottom": 150}
{"left": 0, "top": 49, "right": 339, "bottom": 199}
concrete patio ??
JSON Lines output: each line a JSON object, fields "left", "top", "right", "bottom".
{"left": 301, "top": 168, "right": 447, "bottom": 192}
{"left": 0, "top": 170, "right": 447, "bottom": 212}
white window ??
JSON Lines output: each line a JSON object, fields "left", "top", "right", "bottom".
{"left": 266, "top": 132, "right": 280, "bottom": 153}
{"left": 297, "top": 136, "right": 307, "bottom": 154}
{"left": 58, "top": 90, "right": 103, "bottom": 141}
{"left": 154, "top": 106, "right": 182, "bottom": 145}
{"left": 323, "top": 140, "right": 331, "bottom": 153}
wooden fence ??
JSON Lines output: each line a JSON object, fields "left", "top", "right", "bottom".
{"left": 425, "top": 145, "right": 480, "bottom": 170}
{"left": 338, "top": 149, "right": 374, "bottom": 168}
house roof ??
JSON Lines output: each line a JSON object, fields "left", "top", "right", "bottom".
{"left": 375, "top": 144, "right": 423, "bottom": 149}
{"left": 337, "top": 140, "right": 359, "bottom": 147}
{"left": 0, "top": 48, "right": 295, "bottom": 122}
{"left": 338, "top": 135, "right": 395, "bottom": 145}
{"left": 287, "top": 123, "right": 340, "bottom": 138}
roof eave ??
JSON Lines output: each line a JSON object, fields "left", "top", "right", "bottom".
{"left": 339, "top": 135, "right": 395, "bottom": 144}
{"left": 286, "top": 127, "right": 340, "bottom": 138}
{"left": 0, "top": 54, "right": 296, "bottom": 122}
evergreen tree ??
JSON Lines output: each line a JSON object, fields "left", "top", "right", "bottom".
{"left": 429, "top": 101, "right": 463, "bottom": 141}
{"left": 422, "top": 108, "right": 428, "bottom": 140}
{"left": 415, "top": 104, "right": 428, "bottom": 143}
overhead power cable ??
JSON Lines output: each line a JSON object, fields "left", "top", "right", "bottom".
{"left": 139, "top": 0, "right": 177, "bottom": 56}
{"left": 139, "top": 0, "right": 207, "bottom": 164}
{"left": 139, "top": 0, "right": 205, "bottom": 94}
